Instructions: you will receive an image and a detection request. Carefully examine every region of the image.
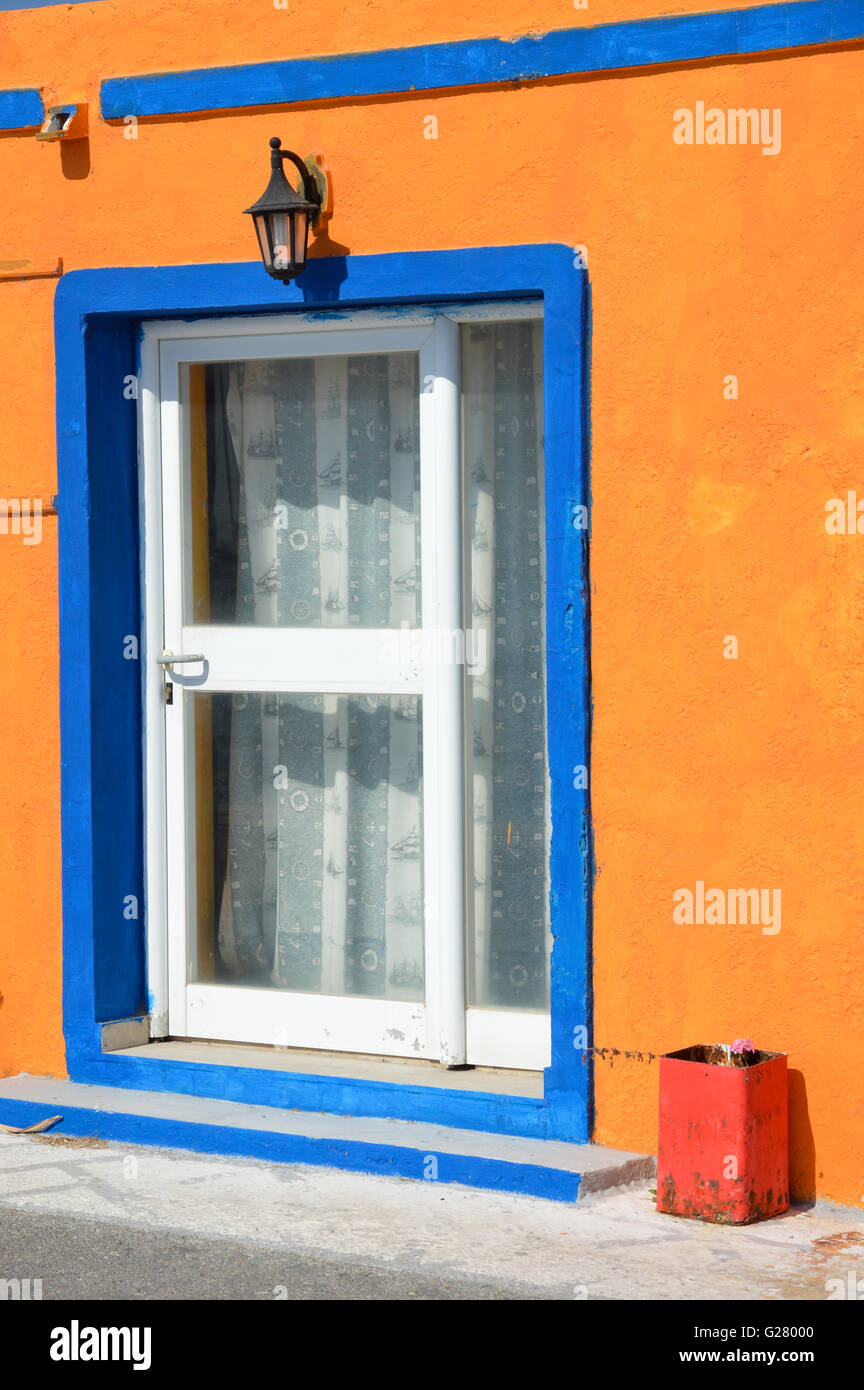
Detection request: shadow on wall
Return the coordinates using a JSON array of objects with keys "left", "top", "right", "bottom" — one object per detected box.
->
[
  {"left": 788, "top": 1069, "right": 816, "bottom": 1204},
  {"left": 60, "top": 139, "right": 91, "bottom": 181},
  {"left": 301, "top": 232, "right": 350, "bottom": 302}
]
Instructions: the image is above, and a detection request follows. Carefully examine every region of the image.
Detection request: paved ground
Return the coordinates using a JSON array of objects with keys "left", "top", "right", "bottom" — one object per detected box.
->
[{"left": 0, "top": 1131, "right": 862, "bottom": 1300}]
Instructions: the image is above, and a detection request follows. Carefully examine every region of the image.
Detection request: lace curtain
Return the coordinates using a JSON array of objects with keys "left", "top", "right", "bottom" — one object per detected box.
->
[
  {"left": 195, "top": 323, "right": 549, "bottom": 1013},
  {"left": 201, "top": 353, "right": 425, "bottom": 1002}
]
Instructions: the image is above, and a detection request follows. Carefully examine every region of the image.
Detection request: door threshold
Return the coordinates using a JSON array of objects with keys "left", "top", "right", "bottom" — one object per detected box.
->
[{"left": 113, "top": 1037, "right": 544, "bottom": 1098}]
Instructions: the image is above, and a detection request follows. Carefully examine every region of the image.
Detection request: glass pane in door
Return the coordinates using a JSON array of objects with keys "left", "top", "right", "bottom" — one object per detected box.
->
[
  {"left": 462, "top": 319, "right": 551, "bottom": 1011},
  {"left": 185, "top": 353, "right": 421, "bottom": 628},
  {"left": 190, "top": 691, "right": 424, "bottom": 1001}
]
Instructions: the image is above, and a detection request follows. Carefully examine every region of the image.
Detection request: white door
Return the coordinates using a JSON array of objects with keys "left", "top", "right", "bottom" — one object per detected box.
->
[{"left": 140, "top": 308, "right": 551, "bottom": 1070}]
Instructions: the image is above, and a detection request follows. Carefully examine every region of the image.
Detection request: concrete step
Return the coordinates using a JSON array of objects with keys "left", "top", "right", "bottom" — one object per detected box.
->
[{"left": 0, "top": 1074, "right": 654, "bottom": 1204}]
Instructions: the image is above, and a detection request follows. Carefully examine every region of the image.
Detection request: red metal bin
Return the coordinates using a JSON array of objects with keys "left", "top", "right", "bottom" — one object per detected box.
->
[{"left": 657, "top": 1045, "right": 789, "bottom": 1224}]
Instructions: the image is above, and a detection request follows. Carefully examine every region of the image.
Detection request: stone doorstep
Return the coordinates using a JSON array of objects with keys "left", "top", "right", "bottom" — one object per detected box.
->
[{"left": 0, "top": 1074, "right": 655, "bottom": 1204}]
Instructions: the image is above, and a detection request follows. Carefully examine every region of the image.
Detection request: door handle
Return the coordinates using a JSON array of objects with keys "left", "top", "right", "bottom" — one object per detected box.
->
[{"left": 157, "top": 651, "right": 206, "bottom": 666}]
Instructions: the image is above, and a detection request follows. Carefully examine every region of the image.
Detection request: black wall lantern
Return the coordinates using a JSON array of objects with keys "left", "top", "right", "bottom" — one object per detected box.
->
[{"left": 244, "top": 137, "right": 323, "bottom": 283}]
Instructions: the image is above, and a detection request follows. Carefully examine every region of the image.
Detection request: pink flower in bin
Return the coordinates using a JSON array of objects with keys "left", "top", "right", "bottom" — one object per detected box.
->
[{"left": 731, "top": 1037, "right": 754, "bottom": 1054}]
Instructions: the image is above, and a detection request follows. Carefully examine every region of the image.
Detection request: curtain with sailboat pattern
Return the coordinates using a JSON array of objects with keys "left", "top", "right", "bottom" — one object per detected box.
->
[
  {"left": 205, "top": 352, "right": 425, "bottom": 1003},
  {"left": 200, "top": 321, "right": 549, "bottom": 1015}
]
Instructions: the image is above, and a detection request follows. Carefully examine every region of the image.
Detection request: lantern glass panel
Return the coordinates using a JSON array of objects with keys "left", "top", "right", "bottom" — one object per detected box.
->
[
  {"left": 252, "top": 213, "right": 273, "bottom": 269},
  {"left": 293, "top": 210, "right": 309, "bottom": 264},
  {"left": 271, "top": 213, "right": 291, "bottom": 272}
]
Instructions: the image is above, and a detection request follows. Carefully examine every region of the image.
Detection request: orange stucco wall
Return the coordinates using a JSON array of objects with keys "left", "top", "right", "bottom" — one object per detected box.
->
[{"left": 0, "top": 1, "right": 861, "bottom": 1204}]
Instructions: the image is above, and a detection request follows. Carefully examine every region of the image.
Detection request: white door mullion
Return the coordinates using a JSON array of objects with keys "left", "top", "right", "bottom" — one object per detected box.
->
[
  {"left": 140, "top": 332, "right": 169, "bottom": 1037},
  {"left": 420, "top": 316, "right": 466, "bottom": 1066},
  {"left": 159, "top": 343, "right": 193, "bottom": 1035},
  {"left": 177, "top": 626, "right": 422, "bottom": 693}
]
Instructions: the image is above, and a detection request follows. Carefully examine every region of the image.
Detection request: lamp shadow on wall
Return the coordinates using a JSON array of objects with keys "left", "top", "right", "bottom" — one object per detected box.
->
[
  {"left": 788, "top": 1069, "right": 816, "bottom": 1206},
  {"left": 60, "top": 139, "right": 90, "bottom": 181},
  {"left": 300, "top": 228, "right": 349, "bottom": 302}
]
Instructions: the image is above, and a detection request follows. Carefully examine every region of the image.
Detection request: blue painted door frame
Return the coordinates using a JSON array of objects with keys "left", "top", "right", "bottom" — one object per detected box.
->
[{"left": 55, "top": 244, "right": 593, "bottom": 1142}]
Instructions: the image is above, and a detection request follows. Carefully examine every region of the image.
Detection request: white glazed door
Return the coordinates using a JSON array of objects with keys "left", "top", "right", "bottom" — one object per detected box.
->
[{"left": 141, "top": 309, "right": 551, "bottom": 1070}]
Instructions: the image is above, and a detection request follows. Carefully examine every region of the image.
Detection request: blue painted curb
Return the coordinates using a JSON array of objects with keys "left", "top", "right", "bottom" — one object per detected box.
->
[
  {"left": 73, "top": 1053, "right": 551, "bottom": 1141},
  {"left": 0, "top": 1099, "right": 583, "bottom": 1201},
  {"left": 100, "top": 0, "right": 864, "bottom": 120}
]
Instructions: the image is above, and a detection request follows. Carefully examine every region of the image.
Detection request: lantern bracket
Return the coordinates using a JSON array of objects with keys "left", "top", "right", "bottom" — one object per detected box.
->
[
  {"left": 270, "top": 139, "right": 322, "bottom": 227},
  {"left": 37, "top": 103, "right": 89, "bottom": 142}
]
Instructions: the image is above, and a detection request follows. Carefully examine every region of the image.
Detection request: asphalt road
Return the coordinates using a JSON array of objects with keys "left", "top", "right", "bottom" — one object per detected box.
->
[{"left": 0, "top": 1204, "right": 540, "bottom": 1300}]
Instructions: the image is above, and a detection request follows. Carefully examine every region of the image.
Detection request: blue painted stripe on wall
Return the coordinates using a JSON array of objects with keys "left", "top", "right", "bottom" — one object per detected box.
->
[
  {"left": 0, "top": 88, "right": 42, "bottom": 130},
  {"left": 0, "top": 1, "right": 106, "bottom": 8},
  {"left": 99, "top": 0, "right": 864, "bottom": 120}
]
